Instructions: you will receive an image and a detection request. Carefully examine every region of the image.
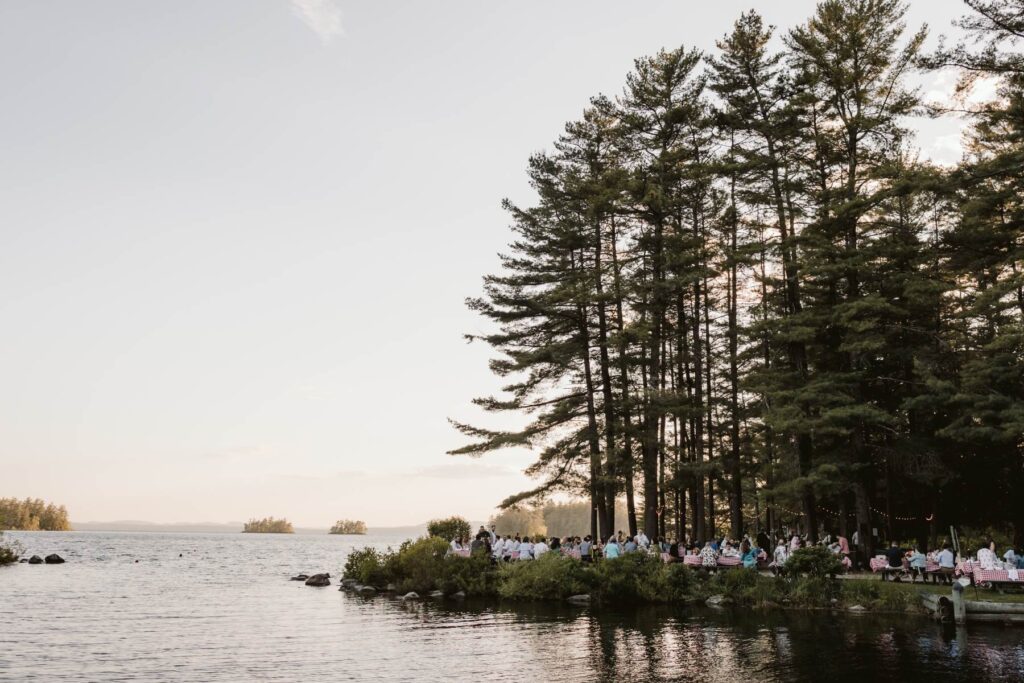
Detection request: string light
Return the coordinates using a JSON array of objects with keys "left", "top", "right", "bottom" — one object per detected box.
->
[{"left": 767, "top": 504, "right": 927, "bottom": 523}]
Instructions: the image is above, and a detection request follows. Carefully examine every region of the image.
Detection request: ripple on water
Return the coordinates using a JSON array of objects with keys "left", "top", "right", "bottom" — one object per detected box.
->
[{"left": 2, "top": 531, "right": 1024, "bottom": 682}]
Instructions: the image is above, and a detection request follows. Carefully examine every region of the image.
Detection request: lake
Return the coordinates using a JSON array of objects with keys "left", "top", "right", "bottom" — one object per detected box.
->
[{"left": 2, "top": 531, "right": 1023, "bottom": 681}]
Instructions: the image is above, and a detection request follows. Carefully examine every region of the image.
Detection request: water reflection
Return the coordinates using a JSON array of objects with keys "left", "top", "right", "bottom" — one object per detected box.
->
[{"left": 2, "top": 531, "right": 1023, "bottom": 682}]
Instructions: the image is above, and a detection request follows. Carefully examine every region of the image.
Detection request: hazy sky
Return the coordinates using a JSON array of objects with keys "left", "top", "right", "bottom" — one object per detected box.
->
[{"left": 0, "top": 1, "right": 978, "bottom": 526}]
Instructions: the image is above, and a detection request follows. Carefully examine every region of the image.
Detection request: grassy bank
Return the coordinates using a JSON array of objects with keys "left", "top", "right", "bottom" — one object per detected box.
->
[{"left": 343, "top": 538, "right": 938, "bottom": 613}]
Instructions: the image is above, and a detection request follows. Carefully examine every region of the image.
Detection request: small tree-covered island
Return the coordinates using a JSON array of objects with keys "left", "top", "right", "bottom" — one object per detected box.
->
[
  {"left": 243, "top": 517, "right": 294, "bottom": 534},
  {"left": 330, "top": 520, "right": 367, "bottom": 535},
  {"left": 342, "top": 0, "right": 1024, "bottom": 617},
  {"left": 0, "top": 498, "right": 71, "bottom": 531}
]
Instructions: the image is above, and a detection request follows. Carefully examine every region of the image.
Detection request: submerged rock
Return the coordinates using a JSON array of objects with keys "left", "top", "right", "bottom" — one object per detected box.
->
[
  {"left": 429, "top": 590, "right": 444, "bottom": 598},
  {"left": 400, "top": 592, "right": 420, "bottom": 600},
  {"left": 290, "top": 574, "right": 309, "bottom": 581},
  {"left": 386, "top": 583, "right": 397, "bottom": 592},
  {"left": 305, "top": 573, "right": 331, "bottom": 587},
  {"left": 27, "top": 556, "right": 43, "bottom": 565},
  {"left": 451, "top": 591, "right": 466, "bottom": 600},
  {"left": 566, "top": 594, "right": 591, "bottom": 605},
  {"left": 356, "top": 585, "right": 377, "bottom": 596},
  {"left": 847, "top": 605, "right": 867, "bottom": 613}
]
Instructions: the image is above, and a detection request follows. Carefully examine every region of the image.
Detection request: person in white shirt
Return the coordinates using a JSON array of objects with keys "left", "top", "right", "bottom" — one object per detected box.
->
[
  {"left": 720, "top": 541, "right": 740, "bottom": 558},
  {"left": 978, "top": 541, "right": 998, "bottom": 570},
  {"left": 518, "top": 536, "right": 534, "bottom": 561},
  {"left": 492, "top": 536, "right": 505, "bottom": 562},
  {"left": 449, "top": 538, "right": 462, "bottom": 552},
  {"left": 771, "top": 540, "right": 788, "bottom": 576},
  {"left": 636, "top": 531, "right": 650, "bottom": 549},
  {"left": 1004, "top": 547, "right": 1018, "bottom": 567},
  {"left": 505, "top": 537, "right": 519, "bottom": 561},
  {"left": 533, "top": 538, "right": 549, "bottom": 559}
]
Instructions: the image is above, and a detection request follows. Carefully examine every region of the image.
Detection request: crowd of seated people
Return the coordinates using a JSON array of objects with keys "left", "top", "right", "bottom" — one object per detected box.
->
[{"left": 452, "top": 525, "right": 1011, "bottom": 584}]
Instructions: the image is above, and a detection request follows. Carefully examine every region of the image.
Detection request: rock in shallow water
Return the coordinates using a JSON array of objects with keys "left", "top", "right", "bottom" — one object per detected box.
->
[
  {"left": 400, "top": 592, "right": 419, "bottom": 600},
  {"left": 44, "top": 554, "right": 65, "bottom": 564},
  {"left": 305, "top": 573, "right": 331, "bottom": 587},
  {"left": 356, "top": 585, "right": 377, "bottom": 596},
  {"left": 566, "top": 594, "right": 590, "bottom": 605},
  {"left": 290, "top": 574, "right": 309, "bottom": 582},
  {"left": 27, "top": 556, "right": 43, "bottom": 565}
]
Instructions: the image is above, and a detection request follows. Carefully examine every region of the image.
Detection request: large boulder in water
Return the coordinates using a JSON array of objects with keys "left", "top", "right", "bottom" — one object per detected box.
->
[
  {"left": 44, "top": 554, "right": 65, "bottom": 564},
  {"left": 305, "top": 573, "right": 331, "bottom": 587},
  {"left": 27, "top": 556, "right": 43, "bottom": 565}
]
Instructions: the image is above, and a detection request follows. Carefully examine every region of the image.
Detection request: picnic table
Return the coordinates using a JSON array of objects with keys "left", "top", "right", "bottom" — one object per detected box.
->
[{"left": 973, "top": 568, "right": 1024, "bottom": 588}]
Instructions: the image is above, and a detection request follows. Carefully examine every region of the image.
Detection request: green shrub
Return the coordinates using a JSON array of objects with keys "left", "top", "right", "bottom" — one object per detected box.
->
[
  {"left": 785, "top": 546, "right": 843, "bottom": 579},
  {"left": 498, "top": 554, "right": 594, "bottom": 600},
  {"left": 426, "top": 517, "right": 471, "bottom": 542},
  {"left": 343, "top": 547, "right": 394, "bottom": 586},
  {"left": 391, "top": 537, "right": 452, "bottom": 593},
  {"left": 437, "top": 553, "right": 496, "bottom": 596},
  {"left": 656, "top": 562, "right": 696, "bottom": 602},
  {"left": 789, "top": 576, "right": 837, "bottom": 607},
  {"left": 592, "top": 554, "right": 677, "bottom": 603},
  {"left": 0, "top": 531, "right": 21, "bottom": 565}
]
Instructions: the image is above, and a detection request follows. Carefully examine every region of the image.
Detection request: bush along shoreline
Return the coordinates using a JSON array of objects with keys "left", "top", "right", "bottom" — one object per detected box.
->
[{"left": 341, "top": 540, "right": 926, "bottom": 614}]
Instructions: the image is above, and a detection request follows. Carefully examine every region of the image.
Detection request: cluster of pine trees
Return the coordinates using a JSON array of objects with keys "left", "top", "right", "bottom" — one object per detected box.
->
[
  {"left": 0, "top": 498, "right": 71, "bottom": 531},
  {"left": 452, "top": 0, "right": 1024, "bottom": 557}
]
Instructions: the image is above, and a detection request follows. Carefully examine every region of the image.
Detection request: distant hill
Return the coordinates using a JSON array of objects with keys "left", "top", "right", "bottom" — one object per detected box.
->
[{"left": 70, "top": 520, "right": 433, "bottom": 536}]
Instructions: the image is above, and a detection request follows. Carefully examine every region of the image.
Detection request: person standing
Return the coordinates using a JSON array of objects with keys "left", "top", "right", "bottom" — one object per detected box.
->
[
  {"left": 519, "top": 536, "right": 534, "bottom": 561},
  {"left": 580, "top": 536, "right": 593, "bottom": 563}
]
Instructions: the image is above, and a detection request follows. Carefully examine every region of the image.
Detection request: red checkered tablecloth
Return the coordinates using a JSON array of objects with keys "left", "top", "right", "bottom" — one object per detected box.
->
[
  {"left": 870, "top": 557, "right": 890, "bottom": 572},
  {"left": 974, "top": 568, "right": 1024, "bottom": 584}
]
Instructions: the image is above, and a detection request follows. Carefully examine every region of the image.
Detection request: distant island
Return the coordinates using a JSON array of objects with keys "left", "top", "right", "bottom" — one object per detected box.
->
[
  {"left": 0, "top": 497, "right": 71, "bottom": 531},
  {"left": 242, "top": 517, "right": 293, "bottom": 533},
  {"left": 329, "top": 519, "right": 367, "bottom": 535}
]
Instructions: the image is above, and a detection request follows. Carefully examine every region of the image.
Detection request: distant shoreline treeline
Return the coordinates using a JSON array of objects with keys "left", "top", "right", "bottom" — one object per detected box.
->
[
  {"left": 0, "top": 498, "right": 71, "bottom": 531},
  {"left": 242, "top": 517, "right": 293, "bottom": 533},
  {"left": 329, "top": 520, "right": 367, "bottom": 535}
]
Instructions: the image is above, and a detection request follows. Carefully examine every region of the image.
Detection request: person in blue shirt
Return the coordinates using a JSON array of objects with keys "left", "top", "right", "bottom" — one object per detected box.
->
[
  {"left": 935, "top": 543, "right": 955, "bottom": 584},
  {"left": 740, "top": 540, "right": 759, "bottom": 569},
  {"left": 907, "top": 547, "right": 927, "bottom": 583},
  {"left": 604, "top": 536, "right": 621, "bottom": 559}
]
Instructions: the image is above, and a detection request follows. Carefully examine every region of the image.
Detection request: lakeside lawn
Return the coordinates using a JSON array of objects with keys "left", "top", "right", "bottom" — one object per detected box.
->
[{"left": 835, "top": 576, "right": 1024, "bottom": 605}]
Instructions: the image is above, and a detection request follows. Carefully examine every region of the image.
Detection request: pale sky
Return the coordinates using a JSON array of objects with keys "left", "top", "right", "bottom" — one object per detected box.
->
[{"left": 0, "top": 1, "right": 977, "bottom": 526}]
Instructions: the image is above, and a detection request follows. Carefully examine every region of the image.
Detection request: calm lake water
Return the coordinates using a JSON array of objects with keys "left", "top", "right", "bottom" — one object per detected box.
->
[{"left": 2, "top": 531, "right": 1024, "bottom": 682}]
